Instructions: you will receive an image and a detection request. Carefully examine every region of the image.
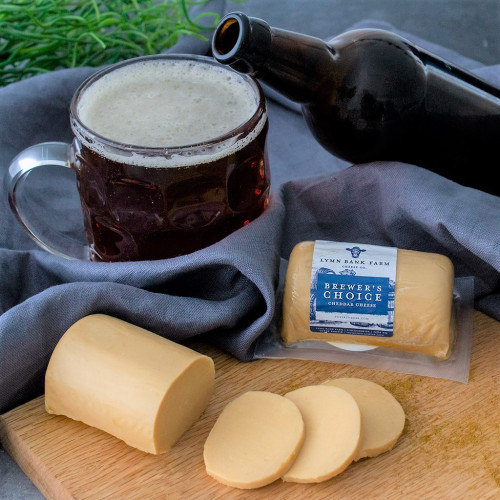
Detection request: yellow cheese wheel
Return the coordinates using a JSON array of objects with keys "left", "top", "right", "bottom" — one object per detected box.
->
[
  {"left": 283, "top": 385, "right": 361, "bottom": 483},
  {"left": 322, "top": 378, "right": 405, "bottom": 460},
  {"left": 282, "top": 241, "right": 455, "bottom": 359},
  {"left": 203, "top": 391, "right": 305, "bottom": 489},
  {"left": 45, "top": 314, "right": 215, "bottom": 454}
]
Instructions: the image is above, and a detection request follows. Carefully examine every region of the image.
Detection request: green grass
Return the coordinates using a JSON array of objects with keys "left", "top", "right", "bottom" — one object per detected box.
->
[{"left": 0, "top": 0, "right": 244, "bottom": 86}]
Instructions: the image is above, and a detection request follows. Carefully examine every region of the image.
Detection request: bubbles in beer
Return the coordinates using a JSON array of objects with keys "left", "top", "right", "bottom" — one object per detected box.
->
[{"left": 76, "top": 58, "right": 265, "bottom": 168}]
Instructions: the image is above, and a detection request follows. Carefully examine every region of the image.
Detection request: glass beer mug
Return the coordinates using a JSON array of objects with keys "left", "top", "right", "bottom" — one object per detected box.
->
[{"left": 5, "top": 54, "right": 270, "bottom": 262}]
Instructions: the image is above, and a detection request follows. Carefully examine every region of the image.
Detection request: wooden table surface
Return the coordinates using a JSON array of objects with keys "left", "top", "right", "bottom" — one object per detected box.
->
[{"left": 1, "top": 310, "right": 499, "bottom": 499}]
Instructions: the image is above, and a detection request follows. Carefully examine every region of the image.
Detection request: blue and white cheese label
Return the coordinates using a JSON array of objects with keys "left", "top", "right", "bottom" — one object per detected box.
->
[{"left": 310, "top": 241, "right": 397, "bottom": 337}]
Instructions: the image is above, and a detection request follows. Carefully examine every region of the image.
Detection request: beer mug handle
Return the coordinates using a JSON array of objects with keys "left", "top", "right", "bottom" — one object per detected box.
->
[{"left": 5, "top": 142, "right": 89, "bottom": 260}]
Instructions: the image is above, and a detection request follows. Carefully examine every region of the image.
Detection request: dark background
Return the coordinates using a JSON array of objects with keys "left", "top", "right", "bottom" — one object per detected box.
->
[{"left": 234, "top": 0, "right": 500, "bottom": 65}]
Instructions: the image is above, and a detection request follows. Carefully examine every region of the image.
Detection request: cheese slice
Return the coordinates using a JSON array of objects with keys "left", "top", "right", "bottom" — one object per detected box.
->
[
  {"left": 45, "top": 314, "right": 215, "bottom": 454},
  {"left": 283, "top": 385, "right": 361, "bottom": 483},
  {"left": 282, "top": 241, "right": 455, "bottom": 359},
  {"left": 203, "top": 391, "right": 305, "bottom": 489},
  {"left": 322, "top": 378, "right": 405, "bottom": 460}
]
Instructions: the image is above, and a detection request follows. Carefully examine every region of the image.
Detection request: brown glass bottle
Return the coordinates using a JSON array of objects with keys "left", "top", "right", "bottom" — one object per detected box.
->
[{"left": 212, "top": 13, "right": 500, "bottom": 196}]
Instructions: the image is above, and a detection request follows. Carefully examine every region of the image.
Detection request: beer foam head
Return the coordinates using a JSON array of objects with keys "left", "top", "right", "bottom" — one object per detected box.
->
[{"left": 75, "top": 57, "right": 265, "bottom": 167}]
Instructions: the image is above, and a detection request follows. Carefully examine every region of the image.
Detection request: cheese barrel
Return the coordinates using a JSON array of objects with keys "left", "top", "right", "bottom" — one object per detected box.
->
[
  {"left": 45, "top": 314, "right": 215, "bottom": 454},
  {"left": 282, "top": 241, "right": 455, "bottom": 359}
]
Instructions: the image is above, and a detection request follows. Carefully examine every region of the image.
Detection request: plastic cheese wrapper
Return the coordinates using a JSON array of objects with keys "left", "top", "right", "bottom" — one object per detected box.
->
[{"left": 254, "top": 241, "right": 474, "bottom": 383}]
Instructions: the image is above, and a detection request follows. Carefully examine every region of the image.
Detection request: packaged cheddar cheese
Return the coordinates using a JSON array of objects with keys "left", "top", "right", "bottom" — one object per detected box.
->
[
  {"left": 254, "top": 241, "right": 474, "bottom": 383},
  {"left": 282, "top": 241, "right": 454, "bottom": 358}
]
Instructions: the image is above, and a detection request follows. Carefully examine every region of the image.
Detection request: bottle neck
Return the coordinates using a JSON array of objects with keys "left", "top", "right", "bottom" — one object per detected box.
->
[
  {"left": 416, "top": 47, "right": 500, "bottom": 99},
  {"left": 212, "top": 13, "right": 333, "bottom": 103}
]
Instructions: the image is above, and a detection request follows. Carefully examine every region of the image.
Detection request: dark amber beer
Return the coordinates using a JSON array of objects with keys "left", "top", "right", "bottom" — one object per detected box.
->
[{"left": 69, "top": 55, "right": 269, "bottom": 261}]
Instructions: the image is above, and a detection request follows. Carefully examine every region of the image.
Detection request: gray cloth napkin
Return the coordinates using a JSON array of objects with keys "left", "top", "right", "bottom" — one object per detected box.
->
[{"left": 1, "top": 2, "right": 499, "bottom": 413}]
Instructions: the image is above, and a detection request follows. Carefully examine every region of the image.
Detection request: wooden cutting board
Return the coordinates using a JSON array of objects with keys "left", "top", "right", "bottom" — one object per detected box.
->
[{"left": 1, "top": 311, "right": 499, "bottom": 499}]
